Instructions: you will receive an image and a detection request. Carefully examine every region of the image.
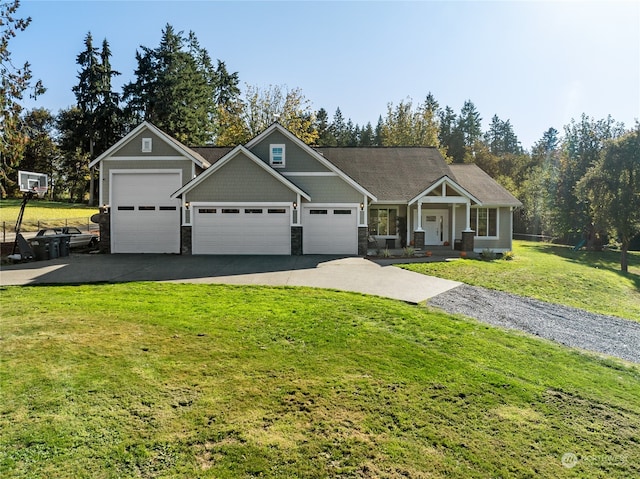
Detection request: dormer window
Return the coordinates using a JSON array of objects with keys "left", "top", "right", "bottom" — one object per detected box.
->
[
  {"left": 142, "top": 138, "right": 152, "bottom": 153},
  {"left": 270, "top": 144, "right": 285, "bottom": 168}
]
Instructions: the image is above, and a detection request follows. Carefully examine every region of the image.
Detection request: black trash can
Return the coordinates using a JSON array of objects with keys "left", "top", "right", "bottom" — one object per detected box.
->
[
  {"left": 58, "top": 234, "right": 71, "bottom": 257},
  {"left": 49, "top": 236, "right": 60, "bottom": 259},
  {"left": 28, "top": 238, "right": 50, "bottom": 261}
]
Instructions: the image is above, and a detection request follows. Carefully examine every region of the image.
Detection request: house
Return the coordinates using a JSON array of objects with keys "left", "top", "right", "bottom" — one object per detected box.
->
[{"left": 90, "top": 121, "right": 521, "bottom": 255}]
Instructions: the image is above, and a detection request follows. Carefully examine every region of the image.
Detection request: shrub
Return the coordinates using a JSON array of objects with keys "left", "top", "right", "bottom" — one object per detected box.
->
[
  {"left": 402, "top": 246, "right": 415, "bottom": 257},
  {"left": 481, "top": 248, "right": 496, "bottom": 261},
  {"left": 502, "top": 250, "right": 515, "bottom": 261},
  {"left": 382, "top": 247, "right": 392, "bottom": 258}
]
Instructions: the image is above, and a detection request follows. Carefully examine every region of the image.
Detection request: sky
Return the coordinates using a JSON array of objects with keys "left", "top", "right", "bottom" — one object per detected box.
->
[{"left": 11, "top": 0, "right": 640, "bottom": 150}]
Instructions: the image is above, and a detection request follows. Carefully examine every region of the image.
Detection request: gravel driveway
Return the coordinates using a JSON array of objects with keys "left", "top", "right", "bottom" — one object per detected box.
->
[{"left": 429, "top": 284, "right": 640, "bottom": 364}]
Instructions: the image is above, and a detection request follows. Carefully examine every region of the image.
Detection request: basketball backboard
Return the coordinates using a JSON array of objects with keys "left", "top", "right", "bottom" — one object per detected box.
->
[{"left": 18, "top": 170, "right": 48, "bottom": 194}]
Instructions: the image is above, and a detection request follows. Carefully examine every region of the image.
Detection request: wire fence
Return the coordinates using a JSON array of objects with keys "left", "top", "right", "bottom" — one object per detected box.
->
[{"left": 1, "top": 217, "right": 99, "bottom": 243}]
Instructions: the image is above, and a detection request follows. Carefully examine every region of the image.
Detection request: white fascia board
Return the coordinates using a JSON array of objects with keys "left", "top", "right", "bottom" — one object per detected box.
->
[
  {"left": 408, "top": 175, "right": 481, "bottom": 206},
  {"left": 245, "top": 123, "right": 378, "bottom": 202},
  {"left": 89, "top": 121, "right": 209, "bottom": 169},
  {"left": 89, "top": 121, "right": 149, "bottom": 168},
  {"left": 370, "top": 200, "right": 408, "bottom": 205},
  {"left": 171, "top": 146, "right": 311, "bottom": 201},
  {"left": 171, "top": 145, "right": 244, "bottom": 198}
]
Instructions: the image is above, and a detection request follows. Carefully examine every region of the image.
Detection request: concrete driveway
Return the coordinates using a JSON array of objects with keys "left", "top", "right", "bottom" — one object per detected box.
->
[{"left": 0, "top": 254, "right": 460, "bottom": 304}]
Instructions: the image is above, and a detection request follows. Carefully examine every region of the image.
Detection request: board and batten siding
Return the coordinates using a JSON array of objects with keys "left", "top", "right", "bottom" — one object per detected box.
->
[
  {"left": 186, "top": 153, "right": 297, "bottom": 203},
  {"left": 101, "top": 159, "right": 193, "bottom": 206},
  {"left": 249, "top": 130, "right": 332, "bottom": 173}
]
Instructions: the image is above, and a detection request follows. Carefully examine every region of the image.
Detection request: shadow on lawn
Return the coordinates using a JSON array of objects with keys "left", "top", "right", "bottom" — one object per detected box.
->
[{"left": 526, "top": 242, "right": 640, "bottom": 290}]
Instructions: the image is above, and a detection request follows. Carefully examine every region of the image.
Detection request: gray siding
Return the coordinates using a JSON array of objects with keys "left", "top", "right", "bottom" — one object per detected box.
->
[
  {"left": 186, "top": 153, "right": 297, "bottom": 203},
  {"left": 292, "top": 176, "right": 362, "bottom": 203},
  {"left": 249, "top": 130, "right": 331, "bottom": 173},
  {"left": 101, "top": 159, "right": 193, "bottom": 204},
  {"left": 474, "top": 207, "right": 513, "bottom": 251},
  {"left": 113, "top": 129, "right": 179, "bottom": 157}
]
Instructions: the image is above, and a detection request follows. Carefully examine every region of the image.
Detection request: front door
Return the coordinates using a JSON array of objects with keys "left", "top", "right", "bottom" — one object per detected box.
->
[{"left": 422, "top": 209, "right": 448, "bottom": 245}]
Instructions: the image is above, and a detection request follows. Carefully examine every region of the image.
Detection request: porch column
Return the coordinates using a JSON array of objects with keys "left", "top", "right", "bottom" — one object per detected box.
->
[
  {"left": 464, "top": 200, "right": 472, "bottom": 231},
  {"left": 360, "top": 195, "right": 367, "bottom": 226},
  {"left": 451, "top": 205, "right": 456, "bottom": 249},
  {"left": 416, "top": 201, "right": 423, "bottom": 231}
]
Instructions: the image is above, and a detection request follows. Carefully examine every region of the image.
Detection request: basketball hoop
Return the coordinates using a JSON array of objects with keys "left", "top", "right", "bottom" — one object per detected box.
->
[{"left": 32, "top": 186, "right": 48, "bottom": 199}]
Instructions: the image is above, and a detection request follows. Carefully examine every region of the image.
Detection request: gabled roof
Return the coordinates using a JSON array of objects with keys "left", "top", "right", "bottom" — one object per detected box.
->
[
  {"left": 408, "top": 174, "right": 482, "bottom": 205},
  {"left": 89, "top": 121, "right": 210, "bottom": 169},
  {"left": 448, "top": 164, "right": 522, "bottom": 207},
  {"left": 316, "top": 147, "right": 451, "bottom": 202},
  {"left": 171, "top": 145, "right": 311, "bottom": 200},
  {"left": 245, "top": 123, "right": 377, "bottom": 201},
  {"left": 190, "top": 146, "right": 234, "bottom": 166}
]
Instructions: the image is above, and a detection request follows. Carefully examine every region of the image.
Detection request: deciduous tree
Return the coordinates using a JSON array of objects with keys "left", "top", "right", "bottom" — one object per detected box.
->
[
  {"left": 0, "top": 0, "right": 45, "bottom": 196},
  {"left": 215, "top": 84, "right": 318, "bottom": 145},
  {"left": 577, "top": 125, "right": 640, "bottom": 272}
]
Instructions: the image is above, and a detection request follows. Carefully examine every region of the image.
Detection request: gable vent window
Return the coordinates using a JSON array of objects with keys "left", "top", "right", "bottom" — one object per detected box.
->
[
  {"left": 270, "top": 144, "right": 285, "bottom": 168},
  {"left": 142, "top": 137, "right": 152, "bottom": 153}
]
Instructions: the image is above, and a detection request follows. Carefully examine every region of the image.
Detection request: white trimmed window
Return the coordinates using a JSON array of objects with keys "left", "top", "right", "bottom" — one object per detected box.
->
[
  {"left": 142, "top": 138, "right": 152, "bottom": 152},
  {"left": 369, "top": 208, "right": 397, "bottom": 236},
  {"left": 470, "top": 208, "right": 498, "bottom": 237},
  {"left": 270, "top": 144, "right": 285, "bottom": 167}
]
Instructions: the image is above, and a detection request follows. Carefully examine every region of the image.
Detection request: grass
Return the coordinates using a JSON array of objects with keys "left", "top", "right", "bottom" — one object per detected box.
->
[
  {"left": 0, "top": 199, "right": 98, "bottom": 232},
  {"left": 1, "top": 283, "right": 639, "bottom": 478},
  {"left": 399, "top": 241, "right": 640, "bottom": 321}
]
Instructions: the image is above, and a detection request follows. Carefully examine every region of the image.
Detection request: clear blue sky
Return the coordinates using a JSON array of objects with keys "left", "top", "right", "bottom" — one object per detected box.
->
[{"left": 13, "top": 0, "right": 640, "bottom": 149}]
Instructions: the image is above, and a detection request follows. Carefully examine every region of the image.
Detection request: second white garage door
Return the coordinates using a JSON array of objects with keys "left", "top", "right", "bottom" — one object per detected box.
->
[
  {"left": 193, "top": 206, "right": 291, "bottom": 254},
  {"left": 302, "top": 206, "right": 358, "bottom": 254}
]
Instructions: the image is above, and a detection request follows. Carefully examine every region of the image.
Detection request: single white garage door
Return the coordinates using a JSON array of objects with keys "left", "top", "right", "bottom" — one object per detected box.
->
[
  {"left": 111, "top": 172, "right": 181, "bottom": 253},
  {"left": 193, "top": 206, "right": 291, "bottom": 255},
  {"left": 302, "top": 206, "right": 358, "bottom": 254}
]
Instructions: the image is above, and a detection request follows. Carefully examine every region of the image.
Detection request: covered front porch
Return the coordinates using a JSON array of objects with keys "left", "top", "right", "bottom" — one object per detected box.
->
[{"left": 366, "top": 176, "right": 478, "bottom": 252}]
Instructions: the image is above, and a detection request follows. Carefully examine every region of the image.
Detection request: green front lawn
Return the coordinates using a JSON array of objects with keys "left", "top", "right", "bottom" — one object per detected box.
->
[
  {"left": 400, "top": 241, "right": 640, "bottom": 321},
  {"left": 1, "top": 283, "right": 638, "bottom": 478}
]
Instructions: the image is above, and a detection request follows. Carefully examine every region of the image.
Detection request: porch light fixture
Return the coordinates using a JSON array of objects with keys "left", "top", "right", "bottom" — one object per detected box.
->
[
  {"left": 102, "top": 204, "right": 110, "bottom": 213},
  {"left": 360, "top": 202, "right": 364, "bottom": 211},
  {"left": 184, "top": 202, "right": 190, "bottom": 209},
  {"left": 293, "top": 201, "right": 297, "bottom": 210}
]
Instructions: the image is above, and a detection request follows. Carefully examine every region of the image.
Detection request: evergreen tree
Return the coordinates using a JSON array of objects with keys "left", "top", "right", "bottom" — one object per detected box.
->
[
  {"left": 438, "top": 106, "right": 458, "bottom": 162},
  {"left": 359, "top": 122, "right": 374, "bottom": 146},
  {"left": 314, "top": 108, "right": 336, "bottom": 146},
  {"left": 517, "top": 127, "right": 561, "bottom": 236},
  {"left": 485, "top": 114, "right": 522, "bottom": 155},
  {"left": 65, "top": 32, "right": 123, "bottom": 203},
  {"left": 331, "top": 108, "right": 346, "bottom": 146},
  {"left": 213, "top": 60, "right": 240, "bottom": 109},
  {"left": 123, "top": 24, "right": 220, "bottom": 145},
  {"left": 346, "top": 119, "right": 358, "bottom": 146},
  {"left": 374, "top": 116, "right": 384, "bottom": 146}
]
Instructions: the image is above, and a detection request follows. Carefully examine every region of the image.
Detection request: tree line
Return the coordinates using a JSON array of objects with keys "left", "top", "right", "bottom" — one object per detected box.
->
[{"left": 2, "top": 1, "right": 638, "bottom": 270}]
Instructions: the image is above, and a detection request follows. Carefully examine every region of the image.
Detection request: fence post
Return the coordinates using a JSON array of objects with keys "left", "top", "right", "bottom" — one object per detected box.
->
[{"left": 2, "top": 221, "right": 4, "bottom": 243}]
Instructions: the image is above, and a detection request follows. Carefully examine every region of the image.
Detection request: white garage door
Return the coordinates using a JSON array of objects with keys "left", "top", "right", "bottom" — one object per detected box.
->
[
  {"left": 111, "top": 172, "right": 181, "bottom": 253},
  {"left": 193, "top": 206, "right": 291, "bottom": 255},
  {"left": 303, "top": 206, "right": 358, "bottom": 254}
]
